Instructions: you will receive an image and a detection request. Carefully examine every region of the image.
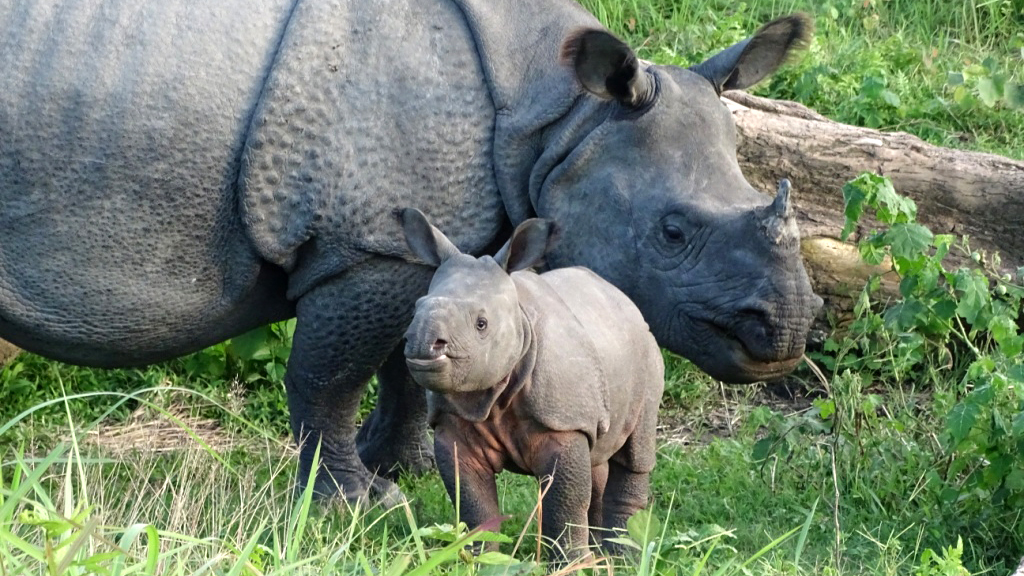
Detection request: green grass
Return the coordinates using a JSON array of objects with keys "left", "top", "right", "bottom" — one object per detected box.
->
[
  {"left": 3, "top": 0, "right": 1024, "bottom": 573},
  {"left": 580, "top": 0, "right": 1024, "bottom": 158}
]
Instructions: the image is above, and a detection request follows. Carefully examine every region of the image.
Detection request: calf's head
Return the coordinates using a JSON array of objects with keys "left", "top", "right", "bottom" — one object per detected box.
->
[
  {"left": 543, "top": 14, "right": 823, "bottom": 382},
  {"left": 397, "top": 208, "right": 556, "bottom": 395}
]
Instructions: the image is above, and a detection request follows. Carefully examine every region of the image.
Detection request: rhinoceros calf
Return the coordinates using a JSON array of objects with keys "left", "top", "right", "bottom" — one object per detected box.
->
[
  {"left": 398, "top": 208, "right": 664, "bottom": 560},
  {"left": 1, "top": 0, "right": 821, "bottom": 501}
]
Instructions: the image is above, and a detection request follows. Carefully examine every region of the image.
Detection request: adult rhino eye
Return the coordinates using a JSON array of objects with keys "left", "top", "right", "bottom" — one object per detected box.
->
[
  {"left": 476, "top": 317, "right": 488, "bottom": 331},
  {"left": 663, "top": 224, "right": 685, "bottom": 243}
]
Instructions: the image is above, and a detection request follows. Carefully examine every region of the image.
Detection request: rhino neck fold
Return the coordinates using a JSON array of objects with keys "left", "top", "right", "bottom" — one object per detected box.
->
[{"left": 450, "top": 0, "right": 604, "bottom": 225}]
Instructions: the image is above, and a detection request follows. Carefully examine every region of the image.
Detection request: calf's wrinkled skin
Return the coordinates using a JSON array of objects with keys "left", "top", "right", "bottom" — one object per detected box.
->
[
  {"left": 0, "top": 0, "right": 821, "bottom": 501},
  {"left": 399, "top": 208, "right": 665, "bottom": 562}
]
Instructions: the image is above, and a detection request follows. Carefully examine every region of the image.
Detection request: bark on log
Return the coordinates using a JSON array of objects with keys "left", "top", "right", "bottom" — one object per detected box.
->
[
  {"left": 0, "top": 339, "right": 19, "bottom": 368},
  {"left": 725, "top": 91, "right": 1024, "bottom": 314}
]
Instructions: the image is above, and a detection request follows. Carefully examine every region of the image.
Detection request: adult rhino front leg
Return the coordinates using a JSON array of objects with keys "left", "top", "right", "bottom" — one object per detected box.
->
[
  {"left": 286, "top": 258, "right": 429, "bottom": 502},
  {"left": 356, "top": 343, "right": 435, "bottom": 478}
]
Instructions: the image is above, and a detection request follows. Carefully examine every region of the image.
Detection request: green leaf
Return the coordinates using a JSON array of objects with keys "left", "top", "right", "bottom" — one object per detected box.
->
[
  {"left": 813, "top": 398, "right": 836, "bottom": 420},
  {"left": 478, "top": 561, "right": 539, "bottom": 576},
  {"left": 230, "top": 327, "right": 274, "bottom": 361},
  {"left": 875, "top": 184, "right": 917, "bottom": 224},
  {"left": 841, "top": 181, "right": 869, "bottom": 240},
  {"left": 978, "top": 77, "right": 999, "bottom": 107},
  {"left": 626, "top": 508, "right": 662, "bottom": 547},
  {"left": 947, "top": 402, "right": 980, "bottom": 444},
  {"left": 1008, "top": 364, "right": 1024, "bottom": 384},
  {"left": 858, "top": 236, "right": 888, "bottom": 265},
  {"left": 1013, "top": 411, "right": 1024, "bottom": 437},
  {"left": 955, "top": 271, "right": 990, "bottom": 325},
  {"left": 883, "top": 299, "right": 927, "bottom": 331},
  {"left": 881, "top": 90, "right": 901, "bottom": 108},
  {"left": 887, "top": 223, "right": 933, "bottom": 261},
  {"left": 861, "top": 76, "right": 886, "bottom": 99},
  {"left": 752, "top": 437, "right": 776, "bottom": 462},
  {"left": 1006, "top": 468, "right": 1024, "bottom": 491},
  {"left": 932, "top": 234, "right": 955, "bottom": 262},
  {"left": 965, "top": 63, "right": 987, "bottom": 77},
  {"left": 414, "top": 523, "right": 464, "bottom": 543},
  {"left": 989, "top": 315, "right": 1023, "bottom": 357},
  {"left": 1006, "top": 82, "right": 1024, "bottom": 109},
  {"left": 474, "top": 551, "right": 517, "bottom": 565},
  {"left": 947, "top": 71, "right": 964, "bottom": 86}
]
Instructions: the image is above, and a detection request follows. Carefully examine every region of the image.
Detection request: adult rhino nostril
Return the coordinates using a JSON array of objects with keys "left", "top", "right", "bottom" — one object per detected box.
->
[
  {"left": 736, "top": 307, "right": 769, "bottom": 322},
  {"left": 430, "top": 339, "right": 448, "bottom": 357}
]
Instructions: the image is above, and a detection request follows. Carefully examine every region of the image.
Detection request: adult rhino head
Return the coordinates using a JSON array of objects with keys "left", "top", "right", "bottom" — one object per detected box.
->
[{"left": 481, "top": 12, "right": 823, "bottom": 383}]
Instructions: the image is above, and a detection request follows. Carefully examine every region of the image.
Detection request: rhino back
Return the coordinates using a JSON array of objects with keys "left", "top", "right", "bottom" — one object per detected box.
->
[
  {"left": 241, "top": 0, "right": 503, "bottom": 298},
  {"left": 512, "top": 269, "right": 663, "bottom": 464},
  {"left": 0, "top": 1, "right": 296, "bottom": 364}
]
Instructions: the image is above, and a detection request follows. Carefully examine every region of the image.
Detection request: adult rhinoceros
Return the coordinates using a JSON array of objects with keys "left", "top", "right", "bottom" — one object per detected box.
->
[{"left": 0, "top": 0, "right": 822, "bottom": 501}]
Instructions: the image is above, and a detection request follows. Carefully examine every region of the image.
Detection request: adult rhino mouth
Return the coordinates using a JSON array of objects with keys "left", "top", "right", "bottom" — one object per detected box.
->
[{"left": 697, "top": 319, "right": 803, "bottom": 383}]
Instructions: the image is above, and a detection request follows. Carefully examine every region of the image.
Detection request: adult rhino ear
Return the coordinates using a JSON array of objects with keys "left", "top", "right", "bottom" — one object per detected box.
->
[
  {"left": 396, "top": 208, "right": 461, "bottom": 268},
  {"left": 561, "top": 28, "right": 654, "bottom": 108},
  {"left": 494, "top": 219, "right": 560, "bottom": 273},
  {"left": 689, "top": 14, "right": 812, "bottom": 94}
]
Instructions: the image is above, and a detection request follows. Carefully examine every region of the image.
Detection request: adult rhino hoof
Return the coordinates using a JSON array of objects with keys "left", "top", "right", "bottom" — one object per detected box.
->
[
  {"left": 305, "top": 467, "right": 407, "bottom": 508},
  {"left": 368, "top": 476, "right": 407, "bottom": 509}
]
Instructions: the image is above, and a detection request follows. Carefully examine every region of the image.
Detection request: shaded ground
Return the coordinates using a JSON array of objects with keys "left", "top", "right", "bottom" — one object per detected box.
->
[{"left": 658, "top": 378, "right": 816, "bottom": 448}]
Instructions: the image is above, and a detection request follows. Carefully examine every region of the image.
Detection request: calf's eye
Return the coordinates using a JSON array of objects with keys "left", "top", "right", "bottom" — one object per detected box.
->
[{"left": 476, "top": 317, "right": 488, "bottom": 331}]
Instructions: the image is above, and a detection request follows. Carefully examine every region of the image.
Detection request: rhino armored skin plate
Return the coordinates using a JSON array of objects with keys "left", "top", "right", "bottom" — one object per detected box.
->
[{"left": 0, "top": 0, "right": 822, "bottom": 501}]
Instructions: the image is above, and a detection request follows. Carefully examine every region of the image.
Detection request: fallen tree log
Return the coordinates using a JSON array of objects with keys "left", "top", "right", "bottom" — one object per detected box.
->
[
  {"left": 0, "top": 339, "right": 19, "bottom": 368},
  {"left": 725, "top": 91, "right": 1024, "bottom": 313}
]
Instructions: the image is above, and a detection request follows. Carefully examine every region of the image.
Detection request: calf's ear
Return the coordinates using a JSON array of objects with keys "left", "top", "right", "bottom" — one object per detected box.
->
[
  {"left": 396, "top": 208, "right": 461, "bottom": 267},
  {"left": 495, "top": 219, "right": 560, "bottom": 273},
  {"left": 561, "top": 28, "right": 653, "bottom": 108},
  {"left": 689, "top": 13, "right": 812, "bottom": 94}
]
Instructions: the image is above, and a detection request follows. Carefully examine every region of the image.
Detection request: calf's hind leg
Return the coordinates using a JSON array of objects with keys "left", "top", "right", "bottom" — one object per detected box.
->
[
  {"left": 286, "top": 258, "right": 430, "bottom": 502},
  {"left": 601, "top": 407, "right": 656, "bottom": 551},
  {"left": 601, "top": 458, "right": 650, "bottom": 535}
]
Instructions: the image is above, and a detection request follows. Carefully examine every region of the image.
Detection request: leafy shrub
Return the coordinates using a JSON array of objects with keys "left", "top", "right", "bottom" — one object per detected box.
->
[{"left": 757, "top": 173, "right": 1023, "bottom": 568}]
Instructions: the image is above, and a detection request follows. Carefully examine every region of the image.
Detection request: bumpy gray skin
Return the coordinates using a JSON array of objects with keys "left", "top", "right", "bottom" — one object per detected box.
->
[
  {"left": 399, "top": 208, "right": 664, "bottom": 562},
  {"left": 1, "top": 0, "right": 821, "bottom": 501}
]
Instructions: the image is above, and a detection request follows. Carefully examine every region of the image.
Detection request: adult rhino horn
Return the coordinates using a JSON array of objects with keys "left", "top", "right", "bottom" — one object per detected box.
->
[
  {"left": 770, "top": 179, "right": 793, "bottom": 219},
  {"left": 762, "top": 179, "right": 799, "bottom": 247}
]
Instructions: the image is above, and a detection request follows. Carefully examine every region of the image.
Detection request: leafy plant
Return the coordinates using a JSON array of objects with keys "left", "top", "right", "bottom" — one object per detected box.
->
[{"left": 947, "top": 56, "right": 1024, "bottom": 110}]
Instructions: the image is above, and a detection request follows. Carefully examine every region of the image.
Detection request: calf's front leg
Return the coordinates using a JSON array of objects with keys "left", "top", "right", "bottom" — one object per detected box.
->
[{"left": 433, "top": 421, "right": 502, "bottom": 552}]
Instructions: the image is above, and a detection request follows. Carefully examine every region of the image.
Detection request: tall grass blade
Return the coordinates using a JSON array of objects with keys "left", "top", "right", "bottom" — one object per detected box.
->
[
  {"left": 793, "top": 497, "right": 819, "bottom": 567},
  {"left": 285, "top": 441, "right": 320, "bottom": 563},
  {"left": 111, "top": 523, "right": 161, "bottom": 576}
]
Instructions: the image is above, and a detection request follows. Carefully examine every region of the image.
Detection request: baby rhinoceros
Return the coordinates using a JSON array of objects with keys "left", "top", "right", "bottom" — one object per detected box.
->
[{"left": 397, "top": 208, "right": 665, "bottom": 561}]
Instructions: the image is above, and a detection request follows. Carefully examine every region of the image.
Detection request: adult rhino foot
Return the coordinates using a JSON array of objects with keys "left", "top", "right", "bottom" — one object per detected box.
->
[
  {"left": 356, "top": 409, "right": 435, "bottom": 480},
  {"left": 306, "top": 465, "right": 407, "bottom": 508}
]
